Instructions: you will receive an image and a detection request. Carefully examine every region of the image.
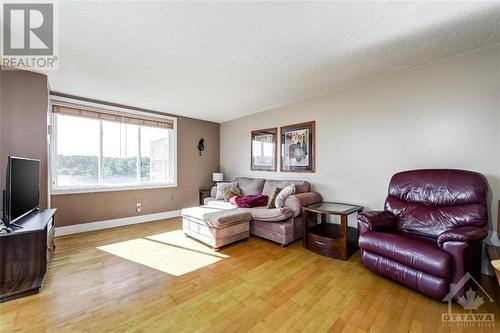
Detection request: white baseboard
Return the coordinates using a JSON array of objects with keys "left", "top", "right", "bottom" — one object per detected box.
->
[{"left": 55, "top": 210, "right": 181, "bottom": 236}]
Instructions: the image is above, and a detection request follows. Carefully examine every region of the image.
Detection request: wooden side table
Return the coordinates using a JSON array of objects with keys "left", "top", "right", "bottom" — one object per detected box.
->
[
  {"left": 199, "top": 187, "right": 212, "bottom": 205},
  {"left": 302, "top": 202, "right": 363, "bottom": 260}
]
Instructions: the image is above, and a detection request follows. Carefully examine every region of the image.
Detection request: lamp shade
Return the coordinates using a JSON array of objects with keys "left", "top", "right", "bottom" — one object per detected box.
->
[{"left": 212, "top": 172, "right": 224, "bottom": 182}]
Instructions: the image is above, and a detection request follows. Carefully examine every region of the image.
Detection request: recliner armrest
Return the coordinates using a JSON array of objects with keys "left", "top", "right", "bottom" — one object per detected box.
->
[
  {"left": 357, "top": 210, "right": 396, "bottom": 234},
  {"left": 285, "top": 192, "right": 322, "bottom": 217},
  {"left": 437, "top": 226, "right": 487, "bottom": 249}
]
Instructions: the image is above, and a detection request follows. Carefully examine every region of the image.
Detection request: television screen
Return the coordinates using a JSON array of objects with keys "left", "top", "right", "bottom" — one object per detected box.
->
[{"left": 8, "top": 157, "right": 40, "bottom": 223}]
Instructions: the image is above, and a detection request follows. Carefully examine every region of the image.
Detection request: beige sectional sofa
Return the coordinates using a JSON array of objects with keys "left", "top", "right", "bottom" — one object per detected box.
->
[{"left": 204, "top": 177, "right": 322, "bottom": 246}]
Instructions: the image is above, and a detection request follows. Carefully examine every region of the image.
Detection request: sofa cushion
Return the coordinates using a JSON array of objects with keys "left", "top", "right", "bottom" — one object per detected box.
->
[
  {"left": 182, "top": 206, "right": 250, "bottom": 229},
  {"left": 239, "top": 206, "right": 294, "bottom": 222},
  {"left": 235, "top": 177, "right": 266, "bottom": 195},
  {"left": 203, "top": 210, "right": 251, "bottom": 229},
  {"left": 262, "top": 179, "right": 310, "bottom": 196},
  {"left": 182, "top": 206, "right": 235, "bottom": 221},
  {"left": 203, "top": 199, "right": 293, "bottom": 222},
  {"left": 204, "top": 199, "right": 237, "bottom": 210},
  {"left": 359, "top": 230, "right": 451, "bottom": 279}
]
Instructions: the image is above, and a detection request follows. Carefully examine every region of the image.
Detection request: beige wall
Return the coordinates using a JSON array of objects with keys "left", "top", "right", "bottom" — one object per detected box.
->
[
  {"left": 0, "top": 70, "right": 49, "bottom": 215},
  {"left": 51, "top": 110, "right": 220, "bottom": 227},
  {"left": 221, "top": 44, "right": 500, "bottom": 231}
]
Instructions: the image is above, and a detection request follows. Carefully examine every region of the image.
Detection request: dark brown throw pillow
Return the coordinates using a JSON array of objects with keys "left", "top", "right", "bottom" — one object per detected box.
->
[
  {"left": 223, "top": 186, "right": 241, "bottom": 201},
  {"left": 267, "top": 187, "right": 282, "bottom": 208}
]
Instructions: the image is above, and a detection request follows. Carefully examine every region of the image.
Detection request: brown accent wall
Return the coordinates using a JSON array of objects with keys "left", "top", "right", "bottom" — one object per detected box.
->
[
  {"left": 0, "top": 69, "right": 49, "bottom": 215},
  {"left": 50, "top": 99, "right": 220, "bottom": 227}
]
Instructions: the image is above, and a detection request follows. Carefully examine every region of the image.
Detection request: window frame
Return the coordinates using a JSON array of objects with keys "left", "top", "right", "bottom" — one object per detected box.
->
[{"left": 49, "top": 96, "right": 177, "bottom": 195}]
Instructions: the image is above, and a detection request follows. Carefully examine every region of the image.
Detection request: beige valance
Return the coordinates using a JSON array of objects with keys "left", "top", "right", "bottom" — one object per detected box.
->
[{"left": 52, "top": 101, "right": 174, "bottom": 129}]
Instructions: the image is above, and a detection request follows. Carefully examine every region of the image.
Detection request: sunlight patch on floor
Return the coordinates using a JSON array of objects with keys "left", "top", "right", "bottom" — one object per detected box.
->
[
  {"left": 146, "top": 230, "right": 228, "bottom": 258},
  {"left": 97, "top": 230, "right": 228, "bottom": 276}
]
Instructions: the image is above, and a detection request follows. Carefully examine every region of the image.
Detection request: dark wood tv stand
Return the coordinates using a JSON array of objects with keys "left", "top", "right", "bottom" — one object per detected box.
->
[{"left": 0, "top": 208, "right": 56, "bottom": 302}]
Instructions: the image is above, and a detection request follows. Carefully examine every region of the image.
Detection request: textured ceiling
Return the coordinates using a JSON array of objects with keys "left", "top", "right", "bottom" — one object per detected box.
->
[{"left": 45, "top": 1, "right": 500, "bottom": 123}]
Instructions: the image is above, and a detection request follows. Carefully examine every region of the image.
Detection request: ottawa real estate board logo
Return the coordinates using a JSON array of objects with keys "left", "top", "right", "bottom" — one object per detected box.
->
[
  {"left": 441, "top": 273, "right": 495, "bottom": 328},
  {"left": 1, "top": 2, "right": 59, "bottom": 70}
]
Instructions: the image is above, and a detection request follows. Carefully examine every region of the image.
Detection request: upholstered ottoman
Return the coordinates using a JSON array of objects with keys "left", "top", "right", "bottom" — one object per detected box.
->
[{"left": 181, "top": 206, "right": 251, "bottom": 250}]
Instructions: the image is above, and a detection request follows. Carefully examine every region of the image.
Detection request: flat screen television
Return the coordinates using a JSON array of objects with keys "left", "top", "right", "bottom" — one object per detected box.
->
[{"left": 3, "top": 156, "right": 40, "bottom": 226}]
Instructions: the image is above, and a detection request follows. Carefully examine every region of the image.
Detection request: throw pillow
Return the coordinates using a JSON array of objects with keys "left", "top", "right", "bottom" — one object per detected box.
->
[
  {"left": 223, "top": 186, "right": 241, "bottom": 201},
  {"left": 216, "top": 181, "right": 237, "bottom": 200},
  {"left": 235, "top": 177, "right": 265, "bottom": 195},
  {"left": 275, "top": 184, "right": 296, "bottom": 208},
  {"left": 267, "top": 187, "right": 282, "bottom": 209}
]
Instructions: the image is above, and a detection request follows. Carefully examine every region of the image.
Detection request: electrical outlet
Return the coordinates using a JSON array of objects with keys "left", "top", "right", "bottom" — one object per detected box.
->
[{"left": 136, "top": 202, "right": 142, "bottom": 213}]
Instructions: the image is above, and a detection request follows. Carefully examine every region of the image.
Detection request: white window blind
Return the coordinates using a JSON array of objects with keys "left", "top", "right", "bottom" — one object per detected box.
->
[{"left": 51, "top": 100, "right": 174, "bottom": 129}]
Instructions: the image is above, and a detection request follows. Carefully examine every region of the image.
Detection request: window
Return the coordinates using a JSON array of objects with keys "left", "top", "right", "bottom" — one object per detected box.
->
[{"left": 50, "top": 99, "right": 176, "bottom": 193}]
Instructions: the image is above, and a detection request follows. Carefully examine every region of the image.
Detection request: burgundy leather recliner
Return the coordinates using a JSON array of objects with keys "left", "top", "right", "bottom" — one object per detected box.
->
[{"left": 358, "top": 169, "right": 488, "bottom": 300}]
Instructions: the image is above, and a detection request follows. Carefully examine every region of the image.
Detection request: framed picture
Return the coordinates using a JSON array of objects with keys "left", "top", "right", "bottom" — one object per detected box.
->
[
  {"left": 280, "top": 121, "right": 315, "bottom": 172},
  {"left": 251, "top": 128, "right": 277, "bottom": 171}
]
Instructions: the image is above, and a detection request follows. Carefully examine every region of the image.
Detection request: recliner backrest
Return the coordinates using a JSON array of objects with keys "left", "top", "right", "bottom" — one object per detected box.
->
[{"left": 384, "top": 169, "right": 488, "bottom": 238}]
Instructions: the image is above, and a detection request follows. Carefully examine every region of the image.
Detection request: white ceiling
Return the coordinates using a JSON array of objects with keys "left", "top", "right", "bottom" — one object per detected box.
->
[{"left": 45, "top": 1, "right": 500, "bottom": 123}]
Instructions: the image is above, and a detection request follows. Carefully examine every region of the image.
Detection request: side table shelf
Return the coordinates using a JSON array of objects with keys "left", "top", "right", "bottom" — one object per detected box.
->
[
  {"left": 302, "top": 202, "right": 363, "bottom": 260},
  {"left": 199, "top": 188, "right": 212, "bottom": 205}
]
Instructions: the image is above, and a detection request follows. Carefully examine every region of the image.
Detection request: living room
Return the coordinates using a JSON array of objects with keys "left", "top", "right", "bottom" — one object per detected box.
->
[{"left": 0, "top": 1, "right": 499, "bottom": 332}]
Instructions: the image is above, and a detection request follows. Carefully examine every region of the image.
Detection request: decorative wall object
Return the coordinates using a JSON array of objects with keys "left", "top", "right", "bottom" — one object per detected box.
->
[
  {"left": 280, "top": 121, "right": 315, "bottom": 172},
  {"left": 251, "top": 128, "right": 277, "bottom": 171},
  {"left": 198, "top": 138, "right": 205, "bottom": 156}
]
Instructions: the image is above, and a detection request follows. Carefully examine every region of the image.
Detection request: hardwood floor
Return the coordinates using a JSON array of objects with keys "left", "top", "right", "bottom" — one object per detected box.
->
[{"left": 0, "top": 217, "right": 498, "bottom": 332}]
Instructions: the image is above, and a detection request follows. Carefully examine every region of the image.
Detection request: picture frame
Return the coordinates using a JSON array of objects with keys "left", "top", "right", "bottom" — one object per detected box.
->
[
  {"left": 280, "top": 121, "right": 315, "bottom": 172},
  {"left": 251, "top": 128, "right": 277, "bottom": 171}
]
